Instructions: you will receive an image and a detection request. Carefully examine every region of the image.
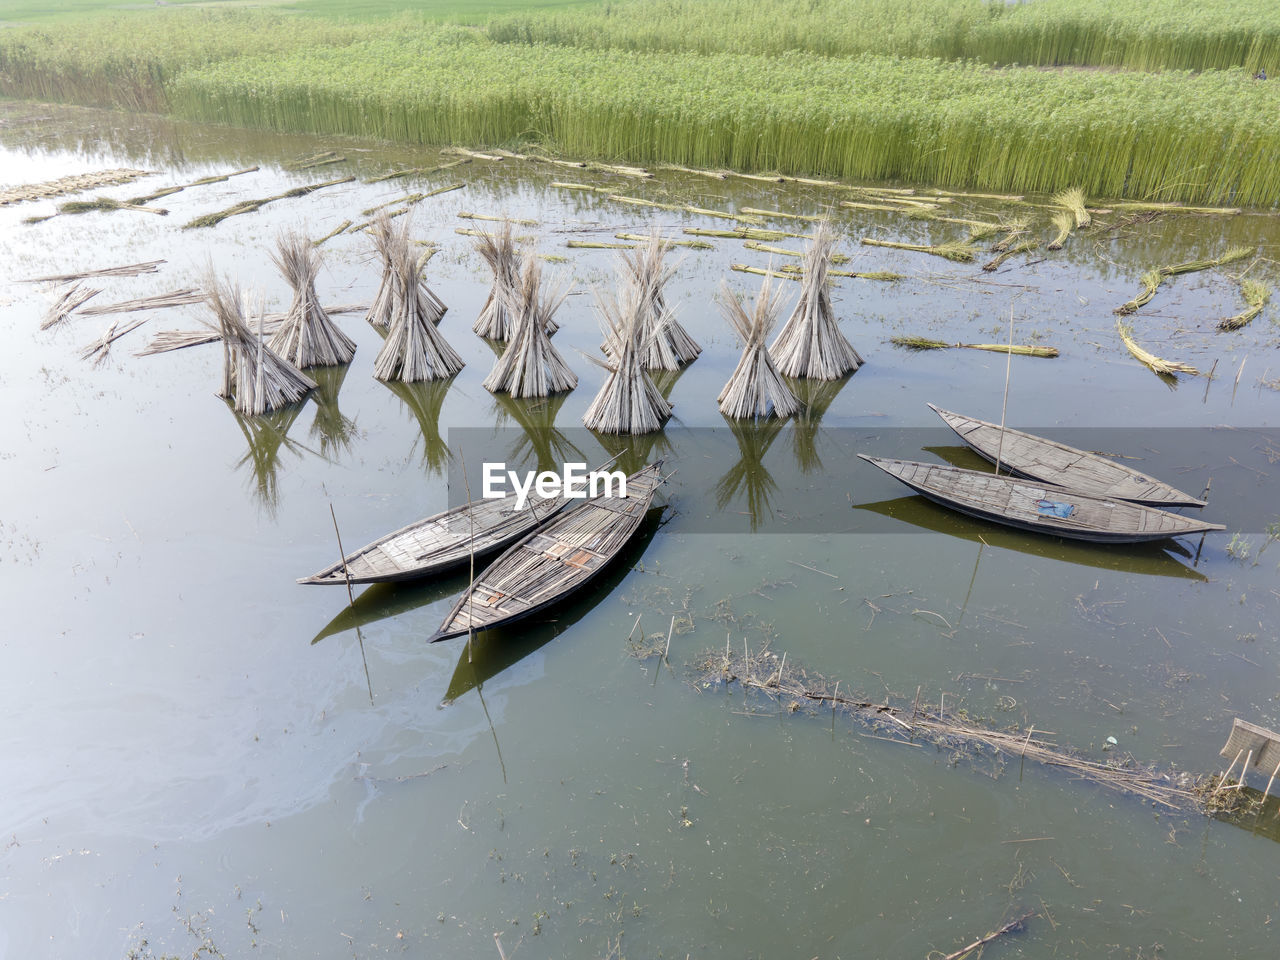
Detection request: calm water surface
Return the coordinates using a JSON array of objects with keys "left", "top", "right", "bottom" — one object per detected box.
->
[{"left": 0, "top": 104, "right": 1278, "bottom": 959}]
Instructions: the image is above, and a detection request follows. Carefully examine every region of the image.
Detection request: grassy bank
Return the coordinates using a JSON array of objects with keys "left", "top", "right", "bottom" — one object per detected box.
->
[{"left": 3, "top": 4, "right": 1280, "bottom": 203}]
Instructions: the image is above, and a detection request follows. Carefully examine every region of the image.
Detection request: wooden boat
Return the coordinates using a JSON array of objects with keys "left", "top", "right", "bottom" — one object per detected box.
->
[
  {"left": 859, "top": 456, "right": 1224, "bottom": 543},
  {"left": 854, "top": 496, "right": 1208, "bottom": 582},
  {"left": 929, "top": 404, "right": 1207, "bottom": 507},
  {"left": 429, "top": 462, "right": 666, "bottom": 642},
  {"left": 298, "top": 491, "right": 569, "bottom": 586}
]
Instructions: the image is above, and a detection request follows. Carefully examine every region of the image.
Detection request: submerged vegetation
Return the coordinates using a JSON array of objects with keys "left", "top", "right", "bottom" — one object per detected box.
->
[{"left": 3, "top": 3, "right": 1280, "bottom": 203}]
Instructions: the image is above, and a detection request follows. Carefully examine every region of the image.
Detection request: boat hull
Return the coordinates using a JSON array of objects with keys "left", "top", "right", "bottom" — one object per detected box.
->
[
  {"left": 859, "top": 456, "right": 1223, "bottom": 544},
  {"left": 929, "top": 403, "right": 1207, "bottom": 507},
  {"left": 430, "top": 462, "right": 666, "bottom": 642}
]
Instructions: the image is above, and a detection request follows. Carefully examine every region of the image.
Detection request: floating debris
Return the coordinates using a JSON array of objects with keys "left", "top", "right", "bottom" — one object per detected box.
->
[
  {"left": 40, "top": 283, "right": 100, "bottom": 330},
  {"left": 568, "top": 240, "right": 636, "bottom": 249},
  {"left": 1218, "top": 278, "right": 1271, "bottom": 331},
  {"left": 206, "top": 276, "right": 316, "bottom": 415},
  {"left": 0, "top": 168, "right": 150, "bottom": 205},
  {"left": 717, "top": 273, "right": 800, "bottom": 420},
  {"left": 267, "top": 230, "right": 356, "bottom": 368},
  {"left": 685, "top": 226, "right": 805, "bottom": 241},
  {"left": 184, "top": 175, "right": 354, "bottom": 229},
  {"left": 740, "top": 206, "right": 827, "bottom": 223},
  {"left": 860, "top": 237, "right": 978, "bottom": 263},
  {"left": 982, "top": 238, "right": 1041, "bottom": 272},
  {"left": 364, "top": 157, "right": 470, "bottom": 183},
  {"left": 79, "top": 289, "right": 204, "bottom": 316},
  {"left": 1116, "top": 320, "right": 1200, "bottom": 377},
  {"left": 582, "top": 281, "right": 672, "bottom": 435},
  {"left": 1052, "top": 186, "right": 1091, "bottom": 228},
  {"left": 126, "top": 166, "right": 258, "bottom": 206},
  {"left": 312, "top": 220, "right": 352, "bottom": 246},
  {"left": 891, "top": 335, "right": 1059, "bottom": 358},
  {"left": 743, "top": 240, "right": 850, "bottom": 263},
  {"left": 616, "top": 232, "right": 712, "bottom": 249},
  {"left": 695, "top": 642, "right": 1209, "bottom": 812},
  {"left": 80, "top": 316, "right": 149, "bottom": 366},
  {"left": 22, "top": 259, "right": 164, "bottom": 284},
  {"left": 482, "top": 251, "right": 576, "bottom": 397},
  {"left": 285, "top": 150, "right": 344, "bottom": 170},
  {"left": 769, "top": 222, "right": 862, "bottom": 380},
  {"left": 458, "top": 211, "right": 538, "bottom": 226},
  {"left": 369, "top": 217, "right": 464, "bottom": 383}
]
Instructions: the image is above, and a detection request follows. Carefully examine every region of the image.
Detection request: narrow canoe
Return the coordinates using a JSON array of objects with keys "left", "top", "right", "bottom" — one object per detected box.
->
[
  {"left": 298, "top": 491, "right": 567, "bottom": 586},
  {"left": 929, "top": 404, "right": 1207, "bottom": 507},
  {"left": 859, "top": 456, "right": 1224, "bottom": 543},
  {"left": 429, "top": 462, "right": 666, "bottom": 642}
]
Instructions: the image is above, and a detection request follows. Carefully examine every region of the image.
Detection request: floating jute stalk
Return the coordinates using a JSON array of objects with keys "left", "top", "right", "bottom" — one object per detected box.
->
[
  {"left": 482, "top": 251, "right": 576, "bottom": 397},
  {"left": 718, "top": 273, "right": 800, "bottom": 420},
  {"left": 1116, "top": 320, "right": 1200, "bottom": 377},
  {"left": 369, "top": 216, "right": 464, "bottom": 383},
  {"left": 206, "top": 274, "right": 316, "bottom": 416},
  {"left": 1047, "top": 210, "right": 1075, "bottom": 250},
  {"left": 582, "top": 280, "right": 672, "bottom": 435},
  {"left": 982, "top": 238, "right": 1041, "bottom": 272},
  {"left": 769, "top": 221, "right": 862, "bottom": 380},
  {"left": 890, "top": 335, "right": 1059, "bottom": 358},
  {"left": 860, "top": 237, "right": 977, "bottom": 263},
  {"left": 1116, "top": 269, "right": 1164, "bottom": 315},
  {"left": 268, "top": 230, "right": 356, "bottom": 368},
  {"left": 1052, "top": 186, "right": 1090, "bottom": 228},
  {"left": 1218, "top": 278, "right": 1271, "bottom": 331}
]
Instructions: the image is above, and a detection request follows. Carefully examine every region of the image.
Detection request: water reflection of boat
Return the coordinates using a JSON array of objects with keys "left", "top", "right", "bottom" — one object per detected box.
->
[
  {"left": 309, "top": 571, "right": 469, "bottom": 644},
  {"left": 929, "top": 404, "right": 1206, "bottom": 507},
  {"left": 715, "top": 415, "right": 785, "bottom": 531},
  {"left": 430, "top": 462, "right": 666, "bottom": 642},
  {"left": 381, "top": 375, "right": 456, "bottom": 474},
  {"left": 441, "top": 506, "right": 665, "bottom": 703},
  {"left": 854, "top": 496, "right": 1208, "bottom": 581}
]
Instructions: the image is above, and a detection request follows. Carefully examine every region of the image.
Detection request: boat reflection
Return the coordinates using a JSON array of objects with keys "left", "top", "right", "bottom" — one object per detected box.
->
[
  {"left": 854, "top": 496, "right": 1207, "bottom": 581},
  {"left": 309, "top": 569, "right": 470, "bottom": 645},
  {"left": 441, "top": 506, "right": 665, "bottom": 704}
]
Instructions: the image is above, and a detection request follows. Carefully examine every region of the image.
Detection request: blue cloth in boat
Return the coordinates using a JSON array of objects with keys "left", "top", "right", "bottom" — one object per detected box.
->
[{"left": 1036, "top": 499, "right": 1076, "bottom": 518}]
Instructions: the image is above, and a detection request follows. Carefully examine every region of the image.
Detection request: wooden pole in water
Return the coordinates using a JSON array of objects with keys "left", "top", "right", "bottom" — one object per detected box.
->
[
  {"left": 994, "top": 304, "right": 1015, "bottom": 476},
  {"left": 1215, "top": 749, "right": 1244, "bottom": 795},
  {"left": 329, "top": 503, "right": 355, "bottom": 608}
]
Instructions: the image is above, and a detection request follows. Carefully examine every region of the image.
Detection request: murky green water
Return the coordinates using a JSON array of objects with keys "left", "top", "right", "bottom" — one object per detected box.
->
[{"left": 1, "top": 103, "right": 1278, "bottom": 959}]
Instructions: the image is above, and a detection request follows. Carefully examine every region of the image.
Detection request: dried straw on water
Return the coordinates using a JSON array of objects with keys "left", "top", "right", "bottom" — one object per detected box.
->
[
  {"left": 366, "top": 213, "right": 448, "bottom": 331},
  {"left": 582, "top": 281, "right": 673, "bottom": 435},
  {"left": 717, "top": 273, "right": 800, "bottom": 420},
  {"left": 472, "top": 221, "right": 521, "bottom": 340},
  {"left": 1218, "top": 278, "right": 1271, "bottom": 331},
  {"left": 768, "top": 221, "right": 862, "bottom": 380},
  {"left": 267, "top": 230, "right": 356, "bottom": 368},
  {"left": 482, "top": 251, "right": 576, "bottom": 397},
  {"left": 609, "top": 232, "right": 700, "bottom": 369},
  {"left": 1116, "top": 320, "right": 1200, "bottom": 377},
  {"left": 370, "top": 217, "right": 465, "bottom": 383},
  {"left": 206, "top": 275, "right": 316, "bottom": 416}
]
